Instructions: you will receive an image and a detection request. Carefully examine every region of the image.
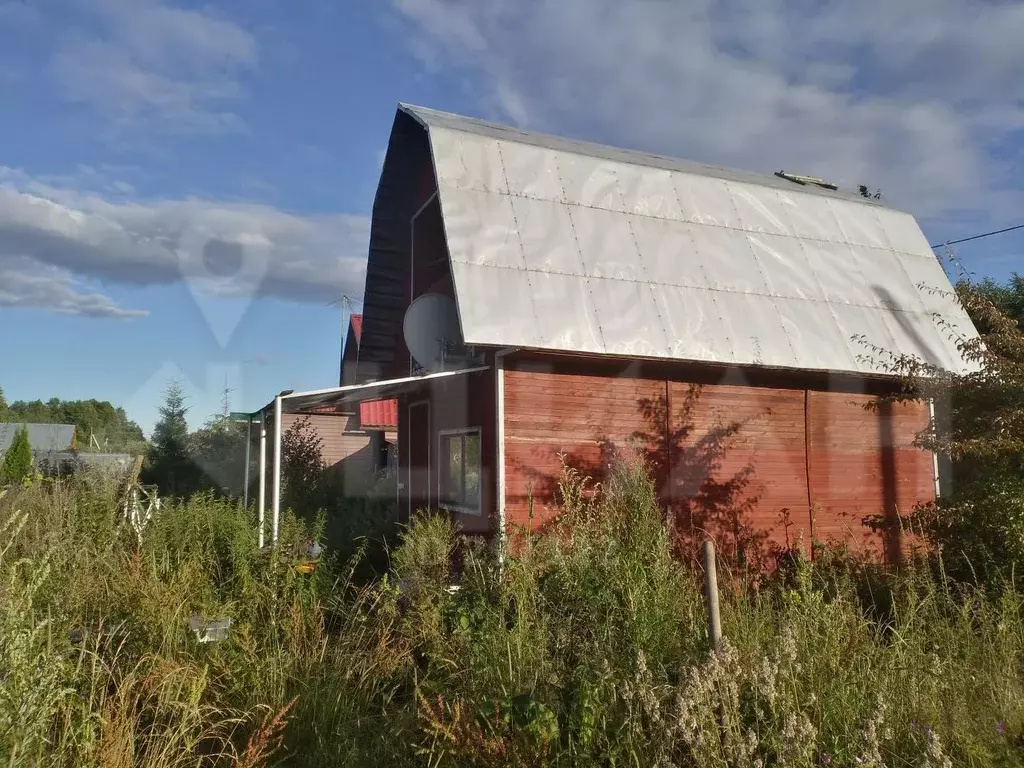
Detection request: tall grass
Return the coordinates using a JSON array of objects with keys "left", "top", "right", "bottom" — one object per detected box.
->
[{"left": 2, "top": 461, "right": 1024, "bottom": 766}]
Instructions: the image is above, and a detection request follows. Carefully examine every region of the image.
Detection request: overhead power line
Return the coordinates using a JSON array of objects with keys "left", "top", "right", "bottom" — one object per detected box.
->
[{"left": 930, "top": 222, "right": 1024, "bottom": 249}]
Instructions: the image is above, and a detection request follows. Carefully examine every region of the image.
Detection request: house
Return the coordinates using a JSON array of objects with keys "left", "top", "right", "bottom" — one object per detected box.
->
[
  {"left": 0, "top": 422, "right": 76, "bottom": 454},
  {"left": 257, "top": 103, "right": 979, "bottom": 563},
  {"left": 248, "top": 314, "right": 397, "bottom": 508},
  {"left": 341, "top": 313, "right": 399, "bottom": 474},
  {"left": 0, "top": 422, "right": 131, "bottom": 476}
]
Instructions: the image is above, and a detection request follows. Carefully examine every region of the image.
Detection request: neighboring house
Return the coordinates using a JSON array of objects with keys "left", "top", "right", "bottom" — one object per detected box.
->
[
  {"left": 260, "top": 103, "right": 979, "bottom": 563},
  {"left": 0, "top": 422, "right": 131, "bottom": 476},
  {"left": 254, "top": 314, "right": 398, "bottom": 497},
  {"left": 0, "top": 422, "right": 75, "bottom": 459},
  {"left": 341, "top": 313, "right": 399, "bottom": 472},
  {"left": 37, "top": 452, "right": 133, "bottom": 476}
]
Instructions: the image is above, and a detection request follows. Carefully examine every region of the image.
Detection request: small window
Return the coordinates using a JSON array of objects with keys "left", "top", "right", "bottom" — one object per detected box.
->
[{"left": 439, "top": 429, "right": 481, "bottom": 514}]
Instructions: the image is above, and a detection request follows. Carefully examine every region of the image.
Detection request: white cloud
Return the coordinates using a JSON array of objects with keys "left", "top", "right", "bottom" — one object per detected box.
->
[
  {"left": 393, "top": 0, "right": 1024, "bottom": 222},
  {"left": 51, "top": 0, "right": 257, "bottom": 133},
  {"left": 0, "top": 254, "right": 146, "bottom": 318},
  {"left": 0, "top": 167, "right": 370, "bottom": 317}
]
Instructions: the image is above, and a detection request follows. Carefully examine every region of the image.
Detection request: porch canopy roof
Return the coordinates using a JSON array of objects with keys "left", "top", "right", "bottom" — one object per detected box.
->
[{"left": 257, "top": 366, "right": 489, "bottom": 417}]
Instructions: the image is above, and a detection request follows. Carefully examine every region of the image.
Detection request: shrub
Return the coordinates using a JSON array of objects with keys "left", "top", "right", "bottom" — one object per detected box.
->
[
  {"left": 281, "top": 417, "right": 326, "bottom": 516},
  {"left": 865, "top": 276, "right": 1024, "bottom": 588},
  {"left": 1, "top": 425, "right": 33, "bottom": 485}
]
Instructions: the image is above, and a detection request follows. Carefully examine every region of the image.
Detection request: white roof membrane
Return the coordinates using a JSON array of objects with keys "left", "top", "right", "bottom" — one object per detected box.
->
[{"left": 401, "top": 104, "right": 979, "bottom": 377}]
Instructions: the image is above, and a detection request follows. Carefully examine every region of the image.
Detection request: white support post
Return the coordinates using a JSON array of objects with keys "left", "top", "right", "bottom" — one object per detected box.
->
[
  {"left": 495, "top": 352, "right": 507, "bottom": 562},
  {"left": 272, "top": 395, "right": 283, "bottom": 546},
  {"left": 929, "top": 398, "right": 942, "bottom": 498},
  {"left": 258, "top": 414, "right": 266, "bottom": 549},
  {"left": 243, "top": 416, "right": 252, "bottom": 509},
  {"left": 493, "top": 348, "right": 517, "bottom": 567}
]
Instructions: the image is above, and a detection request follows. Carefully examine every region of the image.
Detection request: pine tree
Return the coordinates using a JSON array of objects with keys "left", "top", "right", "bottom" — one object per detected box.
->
[
  {"left": 188, "top": 383, "right": 247, "bottom": 498},
  {"left": 143, "top": 381, "right": 197, "bottom": 496},
  {"left": 1, "top": 425, "right": 34, "bottom": 484}
]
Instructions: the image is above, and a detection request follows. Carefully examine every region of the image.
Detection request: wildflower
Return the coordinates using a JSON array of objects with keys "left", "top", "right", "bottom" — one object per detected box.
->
[
  {"left": 821, "top": 752, "right": 833, "bottom": 765},
  {"left": 923, "top": 728, "right": 953, "bottom": 768},
  {"left": 781, "top": 626, "right": 798, "bottom": 665},
  {"left": 754, "top": 653, "right": 780, "bottom": 706},
  {"left": 734, "top": 728, "right": 760, "bottom": 766},
  {"left": 780, "top": 712, "right": 817, "bottom": 764},
  {"left": 997, "top": 721, "right": 1008, "bottom": 735},
  {"left": 859, "top": 695, "right": 888, "bottom": 767}
]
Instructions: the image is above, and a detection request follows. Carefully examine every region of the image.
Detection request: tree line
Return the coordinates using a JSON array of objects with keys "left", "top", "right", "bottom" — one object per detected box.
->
[
  {"left": 0, "top": 389, "right": 146, "bottom": 454},
  {"left": 0, "top": 382, "right": 251, "bottom": 496}
]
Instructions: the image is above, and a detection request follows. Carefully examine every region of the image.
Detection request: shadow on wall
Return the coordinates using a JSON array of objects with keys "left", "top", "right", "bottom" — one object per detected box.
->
[
  {"left": 633, "top": 385, "right": 767, "bottom": 567},
  {"left": 511, "top": 383, "right": 774, "bottom": 569},
  {"left": 860, "top": 397, "right": 905, "bottom": 568},
  {"left": 877, "top": 400, "right": 902, "bottom": 566}
]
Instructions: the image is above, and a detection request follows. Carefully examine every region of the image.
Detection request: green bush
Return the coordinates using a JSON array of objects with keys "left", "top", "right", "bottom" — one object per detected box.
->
[{"left": 1, "top": 425, "right": 33, "bottom": 485}]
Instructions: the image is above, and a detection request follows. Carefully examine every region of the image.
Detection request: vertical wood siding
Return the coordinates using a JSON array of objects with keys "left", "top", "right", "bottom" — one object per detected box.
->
[
  {"left": 503, "top": 357, "right": 935, "bottom": 563},
  {"left": 807, "top": 390, "right": 932, "bottom": 560}
]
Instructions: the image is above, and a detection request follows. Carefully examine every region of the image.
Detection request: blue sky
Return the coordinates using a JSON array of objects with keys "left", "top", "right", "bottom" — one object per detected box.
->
[{"left": 1, "top": 0, "right": 1021, "bottom": 434}]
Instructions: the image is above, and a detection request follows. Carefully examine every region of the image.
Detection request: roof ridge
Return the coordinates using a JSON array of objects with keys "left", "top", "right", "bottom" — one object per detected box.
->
[{"left": 398, "top": 103, "right": 889, "bottom": 209}]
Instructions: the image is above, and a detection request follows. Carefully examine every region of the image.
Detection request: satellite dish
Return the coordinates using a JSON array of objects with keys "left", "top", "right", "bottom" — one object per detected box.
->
[{"left": 403, "top": 293, "right": 463, "bottom": 372}]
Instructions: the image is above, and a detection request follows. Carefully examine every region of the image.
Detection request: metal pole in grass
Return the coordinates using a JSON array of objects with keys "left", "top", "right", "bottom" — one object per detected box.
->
[
  {"left": 258, "top": 414, "right": 267, "bottom": 549},
  {"left": 243, "top": 415, "right": 252, "bottom": 510},
  {"left": 272, "top": 394, "right": 283, "bottom": 546},
  {"left": 703, "top": 539, "right": 728, "bottom": 752}
]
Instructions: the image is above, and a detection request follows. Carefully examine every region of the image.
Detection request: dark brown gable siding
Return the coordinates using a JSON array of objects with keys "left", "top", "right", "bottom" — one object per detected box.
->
[
  {"left": 357, "top": 110, "right": 435, "bottom": 383},
  {"left": 503, "top": 355, "right": 934, "bottom": 564}
]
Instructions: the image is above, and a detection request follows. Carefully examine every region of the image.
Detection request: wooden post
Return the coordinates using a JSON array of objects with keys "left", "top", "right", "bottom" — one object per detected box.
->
[
  {"left": 703, "top": 539, "right": 722, "bottom": 653},
  {"left": 703, "top": 539, "right": 728, "bottom": 754}
]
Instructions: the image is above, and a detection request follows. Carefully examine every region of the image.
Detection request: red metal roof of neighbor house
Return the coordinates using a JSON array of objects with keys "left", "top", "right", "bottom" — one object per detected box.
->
[
  {"left": 359, "top": 398, "right": 398, "bottom": 428},
  {"left": 350, "top": 314, "right": 362, "bottom": 343}
]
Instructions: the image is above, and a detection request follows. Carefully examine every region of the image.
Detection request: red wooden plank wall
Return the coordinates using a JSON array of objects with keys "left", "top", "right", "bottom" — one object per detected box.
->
[
  {"left": 807, "top": 391, "right": 932, "bottom": 559},
  {"left": 503, "top": 369, "right": 662, "bottom": 531},
  {"left": 503, "top": 364, "right": 934, "bottom": 563},
  {"left": 665, "top": 382, "right": 809, "bottom": 562}
]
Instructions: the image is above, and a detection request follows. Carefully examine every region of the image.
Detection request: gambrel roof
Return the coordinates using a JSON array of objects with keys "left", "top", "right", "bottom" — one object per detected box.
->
[{"left": 366, "top": 103, "right": 979, "bottom": 377}]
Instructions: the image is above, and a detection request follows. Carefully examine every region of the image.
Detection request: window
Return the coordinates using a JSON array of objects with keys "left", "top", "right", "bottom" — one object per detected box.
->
[{"left": 439, "top": 429, "right": 481, "bottom": 514}]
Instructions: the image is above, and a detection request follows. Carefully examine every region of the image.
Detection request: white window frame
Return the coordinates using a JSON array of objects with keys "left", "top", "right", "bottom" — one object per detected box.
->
[{"left": 437, "top": 427, "right": 483, "bottom": 516}]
